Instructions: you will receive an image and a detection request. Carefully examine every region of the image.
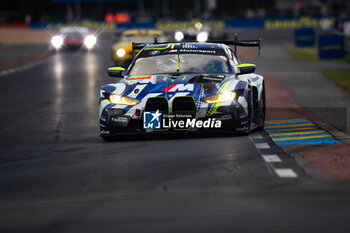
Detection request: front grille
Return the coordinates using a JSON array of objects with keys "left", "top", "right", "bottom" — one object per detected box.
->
[
  {"left": 144, "top": 97, "right": 168, "bottom": 113},
  {"left": 172, "top": 97, "right": 196, "bottom": 130},
  {"left": 172, "top": 97, "right": 197, "bottom": 117}
]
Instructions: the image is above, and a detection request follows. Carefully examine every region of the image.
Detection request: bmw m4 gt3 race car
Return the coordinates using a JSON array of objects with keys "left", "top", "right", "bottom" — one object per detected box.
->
[{"left": 99, "top": 38, "right": 265, "bottom": 140}]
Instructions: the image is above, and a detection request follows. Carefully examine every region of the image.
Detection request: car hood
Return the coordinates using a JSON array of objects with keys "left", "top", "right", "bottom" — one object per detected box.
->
[{"left": 121, "top": 73, "right": 236, "bottom": 97}]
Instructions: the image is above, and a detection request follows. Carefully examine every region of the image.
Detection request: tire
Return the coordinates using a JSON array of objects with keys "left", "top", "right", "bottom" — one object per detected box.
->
[
  {"left": 256, "top": 82, "right": 266, "bottom": 131},
  {"left": 242, "top": 89, "right": 252, "bottom": 135}
]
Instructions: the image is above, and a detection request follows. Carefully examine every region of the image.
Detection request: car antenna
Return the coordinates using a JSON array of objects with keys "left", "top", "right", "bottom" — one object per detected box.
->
[{"left": 176, "top": 42, "right": 183, "bottom": 73}]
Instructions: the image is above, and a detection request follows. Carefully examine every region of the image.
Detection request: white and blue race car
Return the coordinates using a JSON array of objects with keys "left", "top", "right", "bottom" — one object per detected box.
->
[{"left": 99, "top": 39, "right": 265, "bottom": 140}]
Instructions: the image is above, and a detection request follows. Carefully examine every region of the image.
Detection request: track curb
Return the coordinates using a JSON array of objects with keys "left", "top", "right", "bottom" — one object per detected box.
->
[{"left": 315, "top": 121, "right": 350, "bottom": 144}]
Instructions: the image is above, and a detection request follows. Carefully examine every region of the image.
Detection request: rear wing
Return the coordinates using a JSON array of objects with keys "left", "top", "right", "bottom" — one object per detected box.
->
[
  {"left": 131, "top": 34, "right": 261, "bottom": 57},
  {"left": 208, "top": 34, "right": 261, "bottom": 56}
]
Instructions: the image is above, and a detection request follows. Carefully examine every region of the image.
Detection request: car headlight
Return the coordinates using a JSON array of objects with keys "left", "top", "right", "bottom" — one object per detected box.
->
[
  {"left": 201, "top": 91, "right": 236, "bottom": 103},
  {"left": 109, "top": 94, "right": 140, "bottom": 105},
  {"left": 175, "top": 31, "right": 184, "bottom": 41},
  {"left": 84, "top": 35, "right": 97, "bottom": 49},
  {"left": 116, "top": 48, "right": 126, "bottom": 57},
  {"left": 51, "top": 35, "right": 63, "bottom": 49},
  {"left": 197, "top": 31, "right": 208, "bottom": 42}
]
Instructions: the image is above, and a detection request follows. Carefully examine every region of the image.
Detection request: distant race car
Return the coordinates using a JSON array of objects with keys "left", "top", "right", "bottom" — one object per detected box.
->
[
  {"left": 174, "top": 22, "right": 211, "bottom": 42},
  {"left": 112, "top": 29, "right": 167, "bottom": 66},
  {"left": 173, "top": 21, "right": 228, "bottom": 43},
  {"left": 51, "top": 27, "right": 97, "bottom": 51},
  {"left": 99, "top": 38, "right": 265, "bottom": 140}
]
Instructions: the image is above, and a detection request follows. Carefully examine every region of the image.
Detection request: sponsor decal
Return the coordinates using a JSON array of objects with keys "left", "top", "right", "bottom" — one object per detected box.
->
[
  {"left": 143, "top": 110, "right": 222, "bottom": 129},
  {"left": 111, "top": 116, "right": 130, "bottom": 127},
  {"left": 100, "top": 130, "right": 110, "bottom": 135},
  {"left": 161, "top": 84, "right": 194, "bottom": 92},
  {"left": 167, "top": 49, "right": 216, "bottom": 54},
  {"left": 236, "top": 126, "right": 248, "bottom": 131},
  {"left": 143, "top": 110, "right": 162, "bottom": 129},
  {"left": 217, "top": 114, "right": 232, "bottom": 121},
  {"left": 112, "top": 117, "right": 128, "bottom": 123},
  {"left": 150, "top": 50, "right": 160, "bottom": 55},
  {"left": 162, "top": 118, "right": 221, "bottom": 129},
  {"left": 202, "top": 76, "right": 225, "bottom": 82}
]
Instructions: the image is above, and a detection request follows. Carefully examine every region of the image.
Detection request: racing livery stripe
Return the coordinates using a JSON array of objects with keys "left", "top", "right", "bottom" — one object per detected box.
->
[
  {"left": 207, "top": 81, "right": 231, "bottom": 117},
  {"left": 162, "top": 84, "right": 176, "bottom": 92},
  {"left": 128, "top": 76, "right": 152, "bottom": 81}
]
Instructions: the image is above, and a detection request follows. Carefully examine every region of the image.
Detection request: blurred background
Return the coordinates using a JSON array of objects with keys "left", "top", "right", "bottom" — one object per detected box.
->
[{"left": 0, "top": 0, "right": 349, "bottom": 26}]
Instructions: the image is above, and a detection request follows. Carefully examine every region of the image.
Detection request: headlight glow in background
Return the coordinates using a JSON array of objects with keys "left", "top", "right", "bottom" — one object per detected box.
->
[
  {"left": 116, "top": 48, "right": 126, "bottom": 57},
  {"left": 51, "top": 35, "right": 64, "bottom": 49},
  {"left": 84, "top": 35, "right": 97, "bottom": 49},
  {"left": 197, "top": 32, "right": 208, "bottom": 43},
  {"left": 175, "top": 31, "right": 184, "bottom": 42}
]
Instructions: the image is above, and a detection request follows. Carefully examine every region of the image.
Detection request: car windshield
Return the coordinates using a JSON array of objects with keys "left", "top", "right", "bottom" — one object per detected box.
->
[
  {"left": 64, "top": 32, "right": 84, "bottom": 39},
  {"left": 128, "top": 54, "right": 231, "bottom": 75},
  {"left": 120, "top": 36, "right": 166, "bottom": 43}
]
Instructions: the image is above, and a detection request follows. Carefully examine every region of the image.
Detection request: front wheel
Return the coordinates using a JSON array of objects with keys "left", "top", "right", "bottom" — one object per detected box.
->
[
  {"left": 256, "top": 83, "right": 266, "bottom": 131},
  {"left": 242, "top": 90, "right": 252, "bottom": 135}
]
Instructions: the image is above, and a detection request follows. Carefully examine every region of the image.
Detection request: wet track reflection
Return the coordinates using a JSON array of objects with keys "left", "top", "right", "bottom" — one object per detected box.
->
[{"left": 0, "top": 32, "right": 349, "bottom": 233}]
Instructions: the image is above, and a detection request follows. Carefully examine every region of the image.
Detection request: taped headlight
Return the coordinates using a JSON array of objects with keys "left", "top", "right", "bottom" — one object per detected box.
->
[
  {"left": 109, "top": 94, "right": 140, "bottom": 105},
  {"left": 201, "top": 91, "right": 236, "bottom": 103}
]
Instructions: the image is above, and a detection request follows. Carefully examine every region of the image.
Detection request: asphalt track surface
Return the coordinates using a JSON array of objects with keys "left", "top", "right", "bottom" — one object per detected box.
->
[{"left": 0, "top": 31, "right": 349, "bottom": 233}]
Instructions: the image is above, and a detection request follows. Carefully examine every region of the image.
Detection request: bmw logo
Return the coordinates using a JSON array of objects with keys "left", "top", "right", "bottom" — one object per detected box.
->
[{"left": 150, "top": 50, "right": 160, "bottom": 56}]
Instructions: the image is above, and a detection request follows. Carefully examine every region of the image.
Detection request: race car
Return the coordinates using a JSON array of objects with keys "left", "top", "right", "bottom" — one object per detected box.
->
[
  {"left": 51, "top": 27, "right": 97, "bottom": 51},
  {"left": 173, "top": 21, "right": 228, "bottom": 43},
  {"left": 112, "top": 29, "right": 167, "bottom": 67},
  {"left": 99, "top": 38, "right": 265, "bottom": 140},
  {"left": 174, "top": 21, "right": 211, "bottom": 42}
]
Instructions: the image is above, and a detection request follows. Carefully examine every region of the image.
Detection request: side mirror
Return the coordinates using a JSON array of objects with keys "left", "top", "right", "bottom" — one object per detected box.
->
[
  {"left": 237, "top": 64, "right": 256, "bottom": 75},
  {"left": 108, "top": 67, "right": 125, "bottom": 78}
]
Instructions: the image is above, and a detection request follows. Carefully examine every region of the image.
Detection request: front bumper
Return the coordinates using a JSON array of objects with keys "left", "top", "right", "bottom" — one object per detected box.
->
[{"left": 100, "top": 107, "right": 250, "bottom": 137}]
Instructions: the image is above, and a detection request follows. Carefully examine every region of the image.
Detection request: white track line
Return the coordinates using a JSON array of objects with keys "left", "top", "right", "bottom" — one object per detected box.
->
[
  {"left": 262, "top": 154, "right": 281, "bottom": 163},
  {"left": 274, "top": 169, "right": 298, "bottom": 178},
  {"left": 251, "top": 134, "right": 263, "bottom": 139},
  {"left": 255, "top": 143, "right": 270, "bottom": 149},
  {"left": 249, "top": 135, "right": 298, "bottom": 179}
]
